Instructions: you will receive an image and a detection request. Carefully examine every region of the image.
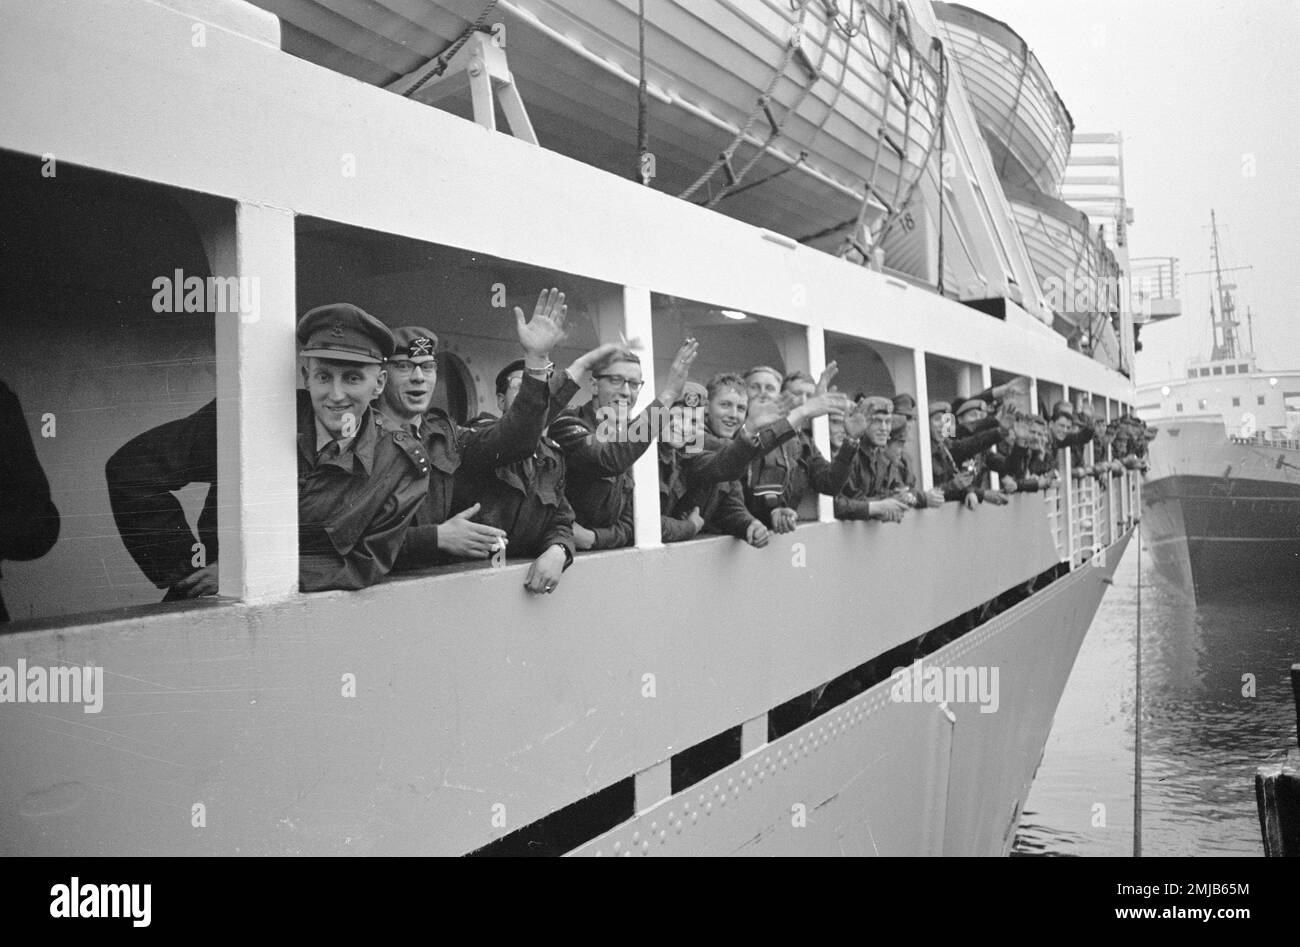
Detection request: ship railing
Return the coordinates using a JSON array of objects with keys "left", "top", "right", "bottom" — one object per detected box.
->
[
  {"left": 1232, "top": 434, "right": 1300, "bottom": 451},
  {"left": 1045, "top": 481, "right": 1066, "bottom": 561}
]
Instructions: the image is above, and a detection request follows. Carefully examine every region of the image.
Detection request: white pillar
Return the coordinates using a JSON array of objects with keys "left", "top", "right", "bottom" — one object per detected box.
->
[
  {"left": 625, "top": 286, "right": 663, "bottom": 550},
  {"left": 913, "top": 348, "right": 933, "bottom": 490},
  {"left": 804, "top": 325, "right": 836, "bottom": 523},
  {"left": 980, "top": 363, "right": 998, "bottom": 491},
  {"left": 212, "top": 201, "right": 300, "bottom": 602}
]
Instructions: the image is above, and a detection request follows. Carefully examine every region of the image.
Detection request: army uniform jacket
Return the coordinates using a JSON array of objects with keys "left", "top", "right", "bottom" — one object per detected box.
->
[
  {"left": 743, "top": 428, "right": 856, "bottom": 526},
  {"left": 551, "top": 401, "right": 799, "bottom": 547},
  {"left": 833, "top": 444, "right": 901, "bottom": 520},
  {"left": 451, "top": 406, "right": 577, "bottom": 564},
  {"left": 381, "top": 372, "right": 553, "bottom": 569},
  {"left": 658, "top": 443, "right": 755, "bottom": 541},
  {"left": 296, "top": 394, "right": 430, "bottom": 591},
  {"left": 549, "top": 397, "right": 666, "bottom": 551},
  {"left": 108, "top": 393, "right": 429, "bottom": 595}
]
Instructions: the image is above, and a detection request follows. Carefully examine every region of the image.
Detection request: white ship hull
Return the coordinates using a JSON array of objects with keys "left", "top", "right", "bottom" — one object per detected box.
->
[{"left": 0, "top": 0, "right": 1139, "bottom": 856}]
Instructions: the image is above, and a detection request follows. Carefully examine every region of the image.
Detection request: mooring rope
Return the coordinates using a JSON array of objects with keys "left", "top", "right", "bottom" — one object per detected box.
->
[{"left": 1133, "top": 514, "right": 1143, "bottom": 856}]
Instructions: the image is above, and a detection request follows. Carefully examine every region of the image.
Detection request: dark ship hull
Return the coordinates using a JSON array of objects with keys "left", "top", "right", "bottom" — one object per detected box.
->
[{"left": 1141, "top": 420, "right": 1300, "bottom": 595}]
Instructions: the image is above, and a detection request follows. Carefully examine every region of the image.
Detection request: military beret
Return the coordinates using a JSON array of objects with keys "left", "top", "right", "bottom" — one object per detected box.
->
[
  {"left": 495, "top": 359, "right": 527, "bottom": 395},
  {"left": 956, "top": 398, "right": 987, "bottom": 417},
  {"left": 390, "top": 326, "right": 439, "bottom": 362},
  {"left": 891, "top": 393, "right": 917, "bottom": 419},
  {"left": 860, "top": 395, "right": 893, "bottom": 416},
  {"left": 929, "top": 400, "right": 952, "bottom": 416},
  {"left": 889, "top": 414, "right": 909, "bottom": 438},
  {"left": 675, "top": 381, "right": 708, "bottom": 408},
  {"left": 297, "top": 303, "right": 394, "bottom": 364}
]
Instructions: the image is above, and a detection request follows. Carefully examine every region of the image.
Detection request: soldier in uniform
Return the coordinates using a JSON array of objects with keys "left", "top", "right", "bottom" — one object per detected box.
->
[
  {"left": 740, "top": 365, "right": 862, "bottom": 532},
  {"left": 951, "top": 397, "right": 1010, "bottom": 506},
  {"left": 549, "top": 339, "right": 699, "bottom": 551},
  {"left": 1, "top": 378, "right": 60, "bottom": 622},
  {"left": 375, "top": 288, "right": 576, "bottom": 568},
  {"left": 107, "top": 303, "right": 431, "bottom": 595},
  {"left": 834, "top": 397, "right": 912, "bottom": 522},
  {"left": 450, "top": 356, "right": 580, "bottom": 594},
  {"left": 658, "top": 382, "right": 767, "bottom": 546}
]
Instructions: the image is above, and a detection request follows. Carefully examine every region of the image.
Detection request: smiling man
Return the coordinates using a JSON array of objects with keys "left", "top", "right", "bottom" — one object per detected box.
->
[
  {"left": 375, "top": 290, "right": 573, "bottom": 568},
  {"left": 293, "top": 303, "right": 431, "bottom": 590},
  {"left": 833, "top": 397, "right": 912, "bottom": 523},
  {"left": 549, "top": 339, "right": 698, "bottom": 551},
  {"left": 740, "top": 364, "right": 861, "bottom": 533},
  {"left": 107, "top": 303, "right": 430, "bottom": 597}
]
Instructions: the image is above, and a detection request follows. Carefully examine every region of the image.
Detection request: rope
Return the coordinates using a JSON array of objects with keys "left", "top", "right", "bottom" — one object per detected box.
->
[
  {"left": 1134, "top": 516, "right": 1143, "bottom": 857},
  {"left": 402, "top": 0, "right": 500, "bottom": 99},
  {"left": 936, "top": 45, "right": 947, "bottom": 295},
  {"left": 702, "top": 3, "right": 834, "bottom": 208},
  {"left": 838, "top": 3, "right": 947, "bottom": 266},
  {"left": 839, "top": 0, "right": 899, "bottom": 261},
  {"left": 636, "top": 0, "right": 649, "bottom": 184},
  {"left": 678, "top": 1, "right": 812, "bottom": 202}
]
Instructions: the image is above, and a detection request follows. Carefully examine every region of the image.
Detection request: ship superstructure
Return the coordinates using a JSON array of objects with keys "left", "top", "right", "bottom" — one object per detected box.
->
[
  {"left": 1137, "top": 213, "right": 1300, "bottom": 593},
  {"left": 1, "top": 0, "right": 1144, "bottom": 855}
]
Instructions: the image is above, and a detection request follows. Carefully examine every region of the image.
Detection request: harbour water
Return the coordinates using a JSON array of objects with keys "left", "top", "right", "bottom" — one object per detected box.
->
[{"left": 1013, "top": 536, "right": 1300, "bottom": 856}]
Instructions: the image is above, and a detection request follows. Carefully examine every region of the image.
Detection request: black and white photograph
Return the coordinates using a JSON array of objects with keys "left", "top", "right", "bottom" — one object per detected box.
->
[{"left": 1, "top": 0, "right": 1296, "bottom": 901}]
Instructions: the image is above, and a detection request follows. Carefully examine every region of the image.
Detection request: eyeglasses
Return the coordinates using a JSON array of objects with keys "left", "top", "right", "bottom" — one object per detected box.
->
[
  {"left": 595, "top": 374, "right": 645, "bottom": 392},
  {"left": 388, "top": 360, "right": 434, "bottom": 376},
  {"left": 866, "top": 415, "right": 894, "bottom": 427}
]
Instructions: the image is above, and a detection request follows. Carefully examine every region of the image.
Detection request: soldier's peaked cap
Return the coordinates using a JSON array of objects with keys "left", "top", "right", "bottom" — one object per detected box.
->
[
  {"left": 929, "top": 400, "right": 952, "bottom": 416},
  {"left": 297, "top": 303, "right": 394, "bottom": 364},
  {"left": 956, "top": 398, "right": 987, "bottom": 416},
  {"left": 390, "top": 327, "right": 439, "bottom": 361},
  {"left": 860, "top": 396, "right": 892, "bottom": 415}
]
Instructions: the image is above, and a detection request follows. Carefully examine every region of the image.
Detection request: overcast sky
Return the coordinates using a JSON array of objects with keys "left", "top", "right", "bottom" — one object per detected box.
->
[{"left": 968, "top": 0, "right": 1300, "bottom": 382}]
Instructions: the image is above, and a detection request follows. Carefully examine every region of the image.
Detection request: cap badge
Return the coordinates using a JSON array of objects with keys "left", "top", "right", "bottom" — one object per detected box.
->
[
  {"left": 330, "top": 320, "right": 345, "bottom": 339},
  {"left": 684, "top": 391, "right": 702, "bottom": 407},
  {"left": 410, "top": 338, "right": 434, "bottom": 358}
]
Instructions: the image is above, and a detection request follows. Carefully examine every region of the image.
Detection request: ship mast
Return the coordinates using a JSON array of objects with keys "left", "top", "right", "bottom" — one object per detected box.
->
[{"left": 1209, "top": 209, "right": 1240, "bottom": 359}]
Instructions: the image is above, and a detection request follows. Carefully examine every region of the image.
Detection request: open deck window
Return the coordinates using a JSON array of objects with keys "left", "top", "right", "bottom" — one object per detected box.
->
[{"left": 1, "top": 152, "right": 222, "bottom": 624}]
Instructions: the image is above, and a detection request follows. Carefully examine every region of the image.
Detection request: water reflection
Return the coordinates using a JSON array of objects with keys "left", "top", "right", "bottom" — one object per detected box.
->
[{"left": 1013, "top": 540, "right": 1300, "bottom": 857}]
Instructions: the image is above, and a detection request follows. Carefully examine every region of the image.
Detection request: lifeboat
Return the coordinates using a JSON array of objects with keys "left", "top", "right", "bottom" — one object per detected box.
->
[
  {"left": 933, "top": 2, "right": 1073, "bottom": 197},
  {"left": 1003, "top": 181, "right": 1121, "bottom": 346},
  {"left": 252, "top": 0, "right": 949, "bottom": 274}
]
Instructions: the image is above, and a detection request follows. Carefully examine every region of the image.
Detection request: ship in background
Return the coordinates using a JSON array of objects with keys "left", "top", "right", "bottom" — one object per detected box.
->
[
  {"left": 1136, "top": 212, "right": 1300, "bottom": 595},
  {"left": 1, "top": 0, "right": 1158, "bottom": 856}
]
